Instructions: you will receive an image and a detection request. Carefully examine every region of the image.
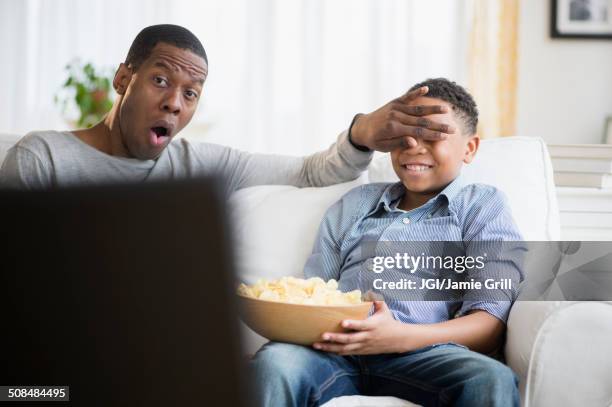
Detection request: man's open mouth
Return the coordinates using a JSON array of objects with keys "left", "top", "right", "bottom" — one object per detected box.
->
[
  {"left": 149, "top": 125, "right": 171, "bottom": 148},
  {"left": 151, "top": 126, "right": 169, "bottom": 138}
]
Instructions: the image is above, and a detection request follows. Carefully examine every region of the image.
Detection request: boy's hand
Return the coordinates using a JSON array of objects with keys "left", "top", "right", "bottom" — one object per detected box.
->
[
  {"left": 349, "top": 86, "right": 456, "bottom": 152},
  {"left": 313, "top": 301, "right": 417, "bottom": 355}
]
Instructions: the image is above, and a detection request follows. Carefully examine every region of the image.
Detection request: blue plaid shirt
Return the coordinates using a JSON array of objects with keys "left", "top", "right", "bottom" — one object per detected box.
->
[{"left": 304, "top": 175, "right": 524, "bottom": 324}]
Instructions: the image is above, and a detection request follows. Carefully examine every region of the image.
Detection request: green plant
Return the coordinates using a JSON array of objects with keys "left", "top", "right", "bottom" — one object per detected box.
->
[{"left": 55, "top": 60, "right": 114, "bottom": 128}]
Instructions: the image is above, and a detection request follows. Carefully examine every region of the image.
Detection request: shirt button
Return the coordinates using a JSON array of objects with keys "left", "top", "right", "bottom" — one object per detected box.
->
[{"left": 402, "top": 217, "right": 411, "bottom": 224}]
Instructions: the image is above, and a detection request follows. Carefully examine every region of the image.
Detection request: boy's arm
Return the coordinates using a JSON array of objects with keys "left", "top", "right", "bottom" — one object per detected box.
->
[
  {"left": 457, "top": 186, "right": 525, "bottom": 325},
  {"left": 314, "top": 301, "right": 504, "bottom": 355},
  {"left": 314, "top": 186, "right": 523, "bottom": 355},
  {"left": 303, "top": 190, "right": 359, "bottom": 281},
  {"left": 393, "top": 309, "right": 505, "bottom": 354}
]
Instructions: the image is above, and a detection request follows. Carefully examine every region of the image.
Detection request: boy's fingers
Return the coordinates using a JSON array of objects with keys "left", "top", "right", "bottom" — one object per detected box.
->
[
  {"left": 313, "top": 342, "right": 362, "bottom": 354},
  {"left": 321, "top": 331, "right": 368, "bottom": 344},
  {"left": 312, "top": 342, "right": 343, "bottom": 353},
  {"left": 373, "top": 300, "right": 388, "bottom": 313},
  {"left": 338, "top": 343, "right": 363, "bottom": 355},
  {"left": 342, "top": 319, "right": 373, "bottom": 331}
]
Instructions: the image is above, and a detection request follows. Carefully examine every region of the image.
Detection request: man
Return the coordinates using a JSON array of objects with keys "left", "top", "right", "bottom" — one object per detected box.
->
[{"left": 0, "top": 24, "right": 454, "bottom": 193}]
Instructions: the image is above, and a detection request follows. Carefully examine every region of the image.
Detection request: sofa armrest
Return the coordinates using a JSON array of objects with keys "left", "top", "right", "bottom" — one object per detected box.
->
[
  {"left": 505, "top": 301, "right": 571, "bottom": 386},
  {"left": 506, "top": 301, "right": 612, "bottom": 407},
  {"left": 523, "top": 302, "right": 612, "bottom": 407}
]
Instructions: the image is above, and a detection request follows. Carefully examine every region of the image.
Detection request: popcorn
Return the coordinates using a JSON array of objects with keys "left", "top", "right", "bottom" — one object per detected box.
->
[{"left": 237, "top": 277, "right": 362, "bottom": 305}]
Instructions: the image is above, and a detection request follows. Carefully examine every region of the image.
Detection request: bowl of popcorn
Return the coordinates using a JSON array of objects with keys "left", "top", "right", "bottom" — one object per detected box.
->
[{"left": 237, "top": 277, "right": 373, "bottom": 346}]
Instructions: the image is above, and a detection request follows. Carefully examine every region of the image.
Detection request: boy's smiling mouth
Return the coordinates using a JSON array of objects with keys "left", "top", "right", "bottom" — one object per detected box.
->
[{"left": 400, "top": 162, "right": 434, "bottom": 173}]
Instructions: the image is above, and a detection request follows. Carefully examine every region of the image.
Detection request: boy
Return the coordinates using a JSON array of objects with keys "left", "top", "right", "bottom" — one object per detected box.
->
[{"left": 251, "top": 78, "right": 523, "bottom": 407}]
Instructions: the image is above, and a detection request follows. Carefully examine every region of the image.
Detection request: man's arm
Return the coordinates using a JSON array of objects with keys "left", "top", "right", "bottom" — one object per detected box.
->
[
  {"left": 224, "top": 130, "right": 372, "bottom": 191},
  {"left": 0, "top": 146, "right": 52, "bottom": 190},
  {"left": 204, "top": 87, "right": 454, "bottom": 193}
]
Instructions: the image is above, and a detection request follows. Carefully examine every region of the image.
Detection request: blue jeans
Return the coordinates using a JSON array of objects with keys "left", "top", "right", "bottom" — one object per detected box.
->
[{"left": 250, "top": 342, "right": 519, "bottom": 407}]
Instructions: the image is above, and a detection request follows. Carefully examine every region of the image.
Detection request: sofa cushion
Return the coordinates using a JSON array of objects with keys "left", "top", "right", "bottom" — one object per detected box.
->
[
  {"left": 367, "top": 137, "right": 560, "bottom": 241},
  {"left": 231, "top": 137, "right": 560, "bottom": 301},
  {"left": 322, "top": 395, "right": 419, "bottom": 407},
  {"left": 0, "top": 134, "right": 21, "bottom": 165},
  {"left": 229, "top": 178, "right": 365, "bottom": 285}
]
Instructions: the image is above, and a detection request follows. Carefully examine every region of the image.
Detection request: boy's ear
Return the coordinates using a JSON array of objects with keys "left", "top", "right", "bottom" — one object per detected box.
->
[
  {"left": 113, "top": 63, "right": 133, "bottom": 96},
  {"left": 463, "top": 135, "right": 480, "bottom": 164}
]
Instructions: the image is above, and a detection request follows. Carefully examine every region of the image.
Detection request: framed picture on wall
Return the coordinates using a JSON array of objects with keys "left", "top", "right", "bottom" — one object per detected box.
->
[{"left": 551, "top": 0, "right": 612, "bottom": 39}]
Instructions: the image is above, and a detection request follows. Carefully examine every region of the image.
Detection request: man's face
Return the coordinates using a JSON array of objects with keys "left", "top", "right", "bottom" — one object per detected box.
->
[
  {"left": 115, "top": 43, "right": 208, "bottom": 159},
  {"left": 390, "top": 96, "right": 479, "bottom": 194}
]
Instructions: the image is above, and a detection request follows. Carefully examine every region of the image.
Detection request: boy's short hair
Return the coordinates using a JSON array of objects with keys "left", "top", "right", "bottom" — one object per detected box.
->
[
  {"left": 409, "top": 78, "right": 478, "bottom": 136},
  {"left": 125, "top": 24, "right": 208, "bottom": 70}
]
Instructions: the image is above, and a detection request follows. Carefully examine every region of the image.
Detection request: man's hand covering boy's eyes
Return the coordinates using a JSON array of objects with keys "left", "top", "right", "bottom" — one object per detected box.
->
[{"left": 350, "top": 86, "right": 456, "bottom": 152}]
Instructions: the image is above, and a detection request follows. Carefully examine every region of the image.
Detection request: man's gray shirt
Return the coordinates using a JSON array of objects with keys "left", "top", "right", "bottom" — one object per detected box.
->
[{"left": 0, "top": 130, "right": 372, "bottom": 194}]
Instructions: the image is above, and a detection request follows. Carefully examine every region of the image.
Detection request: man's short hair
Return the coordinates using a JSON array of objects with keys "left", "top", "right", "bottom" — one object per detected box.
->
[
  {"left": 125, "top": 24, "right": 208, "bottom": 70},
  {"left": 409, "top": 78, "right": 478, "bottom": 135}
]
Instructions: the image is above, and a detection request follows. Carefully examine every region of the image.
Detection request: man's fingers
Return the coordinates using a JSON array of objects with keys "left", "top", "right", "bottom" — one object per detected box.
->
[
  {"left": 397, "top": 86, "right": 429, "bottom": 103},
  {"left": 388, "top": 124, "right": 448, "bottom": 144},
  {"left": 386, "top": 108, "right": 456, "bottom": 134},
  {"left": 394, "top": 103, "right": 450, "bottom": 118},
  {"left": 372, "top": 136, "right": 416, "bottom": 152},
  {"left": 375, "top": 131, "right": 447, "bottom": 152},
  {"left": 373, "top": 138, "right": 401, "bottom": 152}
]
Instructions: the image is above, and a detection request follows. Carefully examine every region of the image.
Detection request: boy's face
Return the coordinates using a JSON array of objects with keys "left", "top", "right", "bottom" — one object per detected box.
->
[{"left": 390, "top": 96, "right": 479, "bottom": 195}]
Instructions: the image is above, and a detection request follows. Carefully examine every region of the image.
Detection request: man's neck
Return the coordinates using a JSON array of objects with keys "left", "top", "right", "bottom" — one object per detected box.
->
[{"left": 71, "top": 101, "right": 132, "bottom": 158}]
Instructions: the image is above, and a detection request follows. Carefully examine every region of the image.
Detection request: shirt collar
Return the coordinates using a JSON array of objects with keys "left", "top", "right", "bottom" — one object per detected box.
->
[
  {"left": 438, "top": 173, "right": 465, "bottom": 203},
  {"left": 372, "top": 174, "right": 465, "bottom": 214}
]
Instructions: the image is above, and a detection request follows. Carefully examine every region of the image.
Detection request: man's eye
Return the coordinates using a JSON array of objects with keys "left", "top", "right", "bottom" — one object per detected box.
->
[
  {"left": 154, "top": 76, "right": 168, "bottom": 86},
  {"left": 185, "top": 90, "right": 198, "bottom": 100}
]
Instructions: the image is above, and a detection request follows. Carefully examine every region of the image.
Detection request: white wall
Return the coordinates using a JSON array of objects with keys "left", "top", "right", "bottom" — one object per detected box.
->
[
  {"left": 516, "top": 0, "right": 612, "bottom": 145},
  {"left": 0, "top": 0, "right": 468, "bottom": 156}
]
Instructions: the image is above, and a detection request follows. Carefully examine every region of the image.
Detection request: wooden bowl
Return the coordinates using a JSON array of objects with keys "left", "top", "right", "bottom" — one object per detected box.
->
[{"left": 237, "top": 294, "right": 373, "bottom": 345}]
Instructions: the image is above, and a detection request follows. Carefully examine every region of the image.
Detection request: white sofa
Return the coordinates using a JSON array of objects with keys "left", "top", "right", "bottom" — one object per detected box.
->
[
  {"left": 229, "top": 137, "right": 612, "bottom": 407},
  {"left": 2, "top": 134, "right": 611, "bottom": 406}
]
